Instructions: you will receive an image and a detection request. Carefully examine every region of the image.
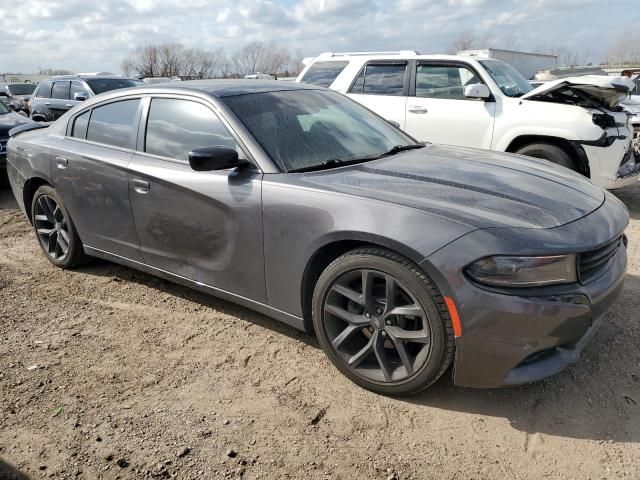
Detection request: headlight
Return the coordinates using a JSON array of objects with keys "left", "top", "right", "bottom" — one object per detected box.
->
[{"left": 466, "top": 255, "right": 577, "bottom": 288}]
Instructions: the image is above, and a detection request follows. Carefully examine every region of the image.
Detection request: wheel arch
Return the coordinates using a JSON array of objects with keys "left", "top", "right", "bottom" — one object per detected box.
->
[
  {"left": 505, "top": 134, "right": 590, "bottom": 178},
  {"left": 23, "top": 177, "right": 52, "bottom": 223},
  {"left": 300, "top": 236, "right": 426, "bottom": 333}
]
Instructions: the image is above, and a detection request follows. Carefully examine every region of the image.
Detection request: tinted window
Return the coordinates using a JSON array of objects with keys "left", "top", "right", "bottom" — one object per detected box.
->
[
  {"left": 0, "top": 100, "right": 9, "bottom": 114},
  {"left": 86, "top": 99, "right": 140, "bottom": 148},
  {"left": 51, "top": 81, "right": 70, "bottom": 100},
  {"left": 415, "top": 64, "right": 481, "bottom": 99},
  {"left": 349, "top": 64, "right": 406, "bottom": 96},
  {"left": 222, "top": 90, "right": 411, "bottom": 172},
  {"left": 70, "top": 81, "right": 88, "bottom": 100},
  {"left": 86, "top": 78, "right": 140, "bottom": 95},
  {"left": 7, "top": 84, "right": 36, "bottom": 95},
  {"left": 145, "top": 98, "right": 235, "bottom": 161},
  {"left": 36, "top": 82, "right": 53, "bottom": 98},
  {"left": 300, "top": 61, "right": 349, "bottom": 87},
  {"left": 72, "top": 110, "right": 90, "bottom": 139}
]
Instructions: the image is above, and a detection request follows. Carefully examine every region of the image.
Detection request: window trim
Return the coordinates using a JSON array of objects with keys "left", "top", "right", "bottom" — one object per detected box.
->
[
  {"left": 135, "top": 94, "right": 257, "bottom": 168},
  {"left": 347, "top": 60, "right": 410, "bottom": 97},
  {"left": 64, "top": 95, "right": 145, "bottom": 152},
  {"left": 409, "top": 60, "right": 494, "bottom": 101}
]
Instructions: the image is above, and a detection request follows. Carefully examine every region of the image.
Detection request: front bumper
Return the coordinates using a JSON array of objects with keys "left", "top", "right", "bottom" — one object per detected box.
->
[
  {"left": 582, "top": 134, "right": 640, "bottom": 190},
  {"left": 422, "top": 193, "right": 629, "bottom": 388}
]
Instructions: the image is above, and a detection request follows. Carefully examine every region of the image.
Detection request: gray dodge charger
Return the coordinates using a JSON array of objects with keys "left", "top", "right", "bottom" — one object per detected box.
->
[{"left": 6, "top": 81, "right": 629, "bottom": 396}]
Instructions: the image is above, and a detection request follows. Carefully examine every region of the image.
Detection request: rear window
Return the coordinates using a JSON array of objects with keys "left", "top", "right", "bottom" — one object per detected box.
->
[
  {"left": 349, "top": 64, "right": 407, "bottom": 96},
  {"left": 86, "top": 78, "right": 140, "bottom": 95},
  {"left": 36, "top": 82, "right": 53, "bottom": 98},
  {"left": 300, "top": 61, "right": 349, "bottom": 87},
  {"left": 86, "top": 99, "right": 140, "bottom": 149}
]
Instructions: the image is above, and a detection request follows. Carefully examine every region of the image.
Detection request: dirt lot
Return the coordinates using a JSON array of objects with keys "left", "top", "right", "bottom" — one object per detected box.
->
[{"left": 0, "top": 183, "right": 639, "bottom": 480}]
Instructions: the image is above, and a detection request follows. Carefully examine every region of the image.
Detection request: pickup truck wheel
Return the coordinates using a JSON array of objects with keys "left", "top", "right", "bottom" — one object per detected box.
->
[{"left": 515, "top": 143, "right": 576, "bottom": 171}]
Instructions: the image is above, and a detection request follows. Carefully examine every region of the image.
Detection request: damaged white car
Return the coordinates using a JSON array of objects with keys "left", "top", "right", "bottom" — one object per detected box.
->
[{"left": 298, "top": 53, "right": 639, "bottom": 189}]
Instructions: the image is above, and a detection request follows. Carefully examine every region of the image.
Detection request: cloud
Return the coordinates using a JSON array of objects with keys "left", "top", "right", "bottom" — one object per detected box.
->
[{"left": 0, "top": 0, "right": 635, "bottom": 73}]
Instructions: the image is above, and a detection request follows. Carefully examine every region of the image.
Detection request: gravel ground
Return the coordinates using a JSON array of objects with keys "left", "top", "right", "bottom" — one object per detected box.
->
[{"left": 1, "top": 182, "right": 639, "bottom": 480}]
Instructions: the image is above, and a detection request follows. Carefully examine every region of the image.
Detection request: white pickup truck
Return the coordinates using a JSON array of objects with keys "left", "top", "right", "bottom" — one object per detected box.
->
[{"left": 297, "top": 51, "right": 639, "bottom": 189}]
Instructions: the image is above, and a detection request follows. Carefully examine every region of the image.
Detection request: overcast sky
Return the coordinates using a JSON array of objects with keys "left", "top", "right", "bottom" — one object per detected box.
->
[{"left": 0, "top": 0, "right": 638, "bottom": 74}]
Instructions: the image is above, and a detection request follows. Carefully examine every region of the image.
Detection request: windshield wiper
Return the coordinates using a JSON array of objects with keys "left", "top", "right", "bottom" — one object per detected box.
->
[
  {"left": 289, "top": 144, "right": 425, "bottom": 173},
  {"left": 289, "top": 157, "right": 374, "bottom": 173},
  {"left": 376, "top": 143, "right": 425, "bottom": 158}
]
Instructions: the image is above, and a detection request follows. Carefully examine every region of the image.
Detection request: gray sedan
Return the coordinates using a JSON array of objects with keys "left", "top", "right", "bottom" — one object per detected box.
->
[{"left": 5, "top": 81, "right": 628, "bottom": 395}]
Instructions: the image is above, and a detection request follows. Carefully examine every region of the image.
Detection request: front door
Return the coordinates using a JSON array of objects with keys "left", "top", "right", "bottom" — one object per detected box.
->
[
  {"left": 128, "top": 96, "right": 266, "bottom": 302},
  {"left": 404, "top": 62, "right": 495, "bottom": 148}
]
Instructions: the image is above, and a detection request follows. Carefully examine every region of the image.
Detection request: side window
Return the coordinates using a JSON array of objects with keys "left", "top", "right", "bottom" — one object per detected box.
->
[
  {"left": 415, "top": 64, "right": 481, "bottom": 99},
  {"left": 349, "top": 64, "right": 406, "bottom": 96},
  {"left": 299, "top": 61, "right": 349, "bottom": 87},
  {"left": 51, "top": 81, "right": 70, "bottom": 100},
  {"left": 70, "top": 81, "right": 87, "bottom": 100},
  {"left": 72, "top": 110, "right": 91, "bottom": 139},
  {"left": 86, "top": 99, "right": 140, "bottom": 149},
  {"left": 144, "top": 98, "right": 235, "bottom": 161},
  {"left": 36, "top": 82, "right": 52, "bottom": 98}
]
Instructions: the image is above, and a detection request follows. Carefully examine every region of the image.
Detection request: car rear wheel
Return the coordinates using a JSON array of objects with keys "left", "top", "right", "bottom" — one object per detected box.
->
[
  {"left": 515, "top": 142, "right": 577, "bottom": 171},
  {"left": 312, "top": 248, "right": 455, "bottom": 396},
  {"left": 31, "top": 185, "right": 87, "bottom": 269}
]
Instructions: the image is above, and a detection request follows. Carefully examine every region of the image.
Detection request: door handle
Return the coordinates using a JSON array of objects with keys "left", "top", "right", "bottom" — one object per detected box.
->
[
  {"left": 408, "top": 105, "right": 428, "bottom": 114},
  {"left": 132, "top": 179, "right": 150, "bottom": 194},
  {"left": 44, "top": 102, "right": 51, "bottom": 105},
  {"left": 65, "top": 104, "right": 73, "bottom": 107},
  {"left": 55, "top": 156, "right": 68, "bottom": 169}
]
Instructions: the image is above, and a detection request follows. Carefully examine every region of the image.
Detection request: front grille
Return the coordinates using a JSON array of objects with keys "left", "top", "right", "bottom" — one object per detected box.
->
[{"left": 578, "top": 235, "right": 624, "bottom": 284}]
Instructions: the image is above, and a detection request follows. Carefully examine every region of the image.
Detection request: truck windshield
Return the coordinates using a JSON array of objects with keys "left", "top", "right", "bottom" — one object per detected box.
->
[{"left": 480, "top": 60, "right": 533, "bottom": 98}]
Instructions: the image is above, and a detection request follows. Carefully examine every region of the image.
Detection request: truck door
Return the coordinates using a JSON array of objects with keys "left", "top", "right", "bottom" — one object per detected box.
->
[{"left": 404, "top": 62, "right": 495, "bottom": 149}]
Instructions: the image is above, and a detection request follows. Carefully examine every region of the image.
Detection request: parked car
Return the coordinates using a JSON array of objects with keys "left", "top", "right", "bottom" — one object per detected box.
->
[
  {"left": 297, "top": 52, "right": 639, "bottom": 189},
  {"left": 0, "top": 99, "right": 34, "bottom": 182},
  {"left": 6, "top": 81, "right": 628, "bottom": 395},
  {"left": 0, "top": 83, "right": 37, "bottom": 114},
  {"left": 29, "top": 75, "right": 142, "bottom": 122}
]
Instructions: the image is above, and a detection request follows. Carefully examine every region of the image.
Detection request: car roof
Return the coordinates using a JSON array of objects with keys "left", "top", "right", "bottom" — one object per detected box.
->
[
  {"left": 43, "top": 75, "right": 136, "bottom": 82},
  {"left": 143, "top": 79, "right": 322, "bottom": 97}
]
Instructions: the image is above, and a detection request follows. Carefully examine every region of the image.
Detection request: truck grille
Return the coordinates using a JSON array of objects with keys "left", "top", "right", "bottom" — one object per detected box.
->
[{"left": 578, "top": 235, "right": 625, "bottom": 284}]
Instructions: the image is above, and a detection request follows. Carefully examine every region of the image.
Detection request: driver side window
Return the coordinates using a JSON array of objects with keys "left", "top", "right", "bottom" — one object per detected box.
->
[{"left": 415, "top": 64, "right": 481, "bottom": 100}]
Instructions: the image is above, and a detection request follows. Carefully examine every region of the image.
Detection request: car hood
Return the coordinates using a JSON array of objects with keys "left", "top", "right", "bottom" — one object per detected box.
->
[
  {"left": 522, "top": 75, "right": 635, "bottom": 109},
  {"left": 622, "top": 95, "right": 640, "bottom": 114},
  {"left": 297, "top": 145, "right": 605, "bottom": 229},
  {"left": 0, "top": 112, "right": 34, "bottom": 137}
]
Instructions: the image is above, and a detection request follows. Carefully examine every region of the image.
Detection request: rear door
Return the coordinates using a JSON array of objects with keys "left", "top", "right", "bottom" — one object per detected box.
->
[
  {"left": 346, "top": 61, "right": 409, "bottom": 129},
  {"left": 31, "top": 81, "right": 53, "bottom": 120},
  {"left": 404, "top": 61, "right": 495, "bottom": 148},
  {"left": 127, "top": 96, "right": 266, "bottom": 301},
  {"left": 50, "top": 81, "right": 72, "bottom": 120},
  {"left": 53, "top": 97, "right": 144, "bottom": 261}
]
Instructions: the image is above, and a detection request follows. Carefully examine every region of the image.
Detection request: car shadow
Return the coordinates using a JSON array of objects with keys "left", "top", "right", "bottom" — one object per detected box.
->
[
  {"left": 613, "top": 183, "right": 640, "bottom": 220},
  {"left": 0, "top": 459, "right": 30, "bottom": 480}
]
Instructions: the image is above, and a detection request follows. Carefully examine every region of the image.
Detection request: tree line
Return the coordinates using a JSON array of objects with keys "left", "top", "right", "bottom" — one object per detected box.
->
[{"left": 121, "top": 41, "right": 305, "bottom": 79}]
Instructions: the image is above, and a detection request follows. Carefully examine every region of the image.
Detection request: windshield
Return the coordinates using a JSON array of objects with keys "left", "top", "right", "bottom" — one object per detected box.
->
[
  {"left": 221, "top": 89, "right": 413, "bottom": 172},
  {"left": 0, "top": 99, "right": 9, "bottom": 114},
  {"left": 86, "top": 78, "right": 140, "bottom": 95},
  {"left": 480, "top": 60, "right": 533, "bottom": 98},
  {"left": 7, "top": 84, "right": 36, "bottom": 95}
]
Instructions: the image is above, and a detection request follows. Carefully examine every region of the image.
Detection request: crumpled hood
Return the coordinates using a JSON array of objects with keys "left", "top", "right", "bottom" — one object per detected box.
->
[
  {"left": 522, "top": 75, "right": 635, "bottom": 109},
  {"left": 298, "top": 145, "right": 605, "bottom": 229}
]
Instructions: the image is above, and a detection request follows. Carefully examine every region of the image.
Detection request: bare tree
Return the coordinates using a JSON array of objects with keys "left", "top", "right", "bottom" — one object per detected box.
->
[
  {"left": 231, "top": 41, "right": 266, "bottom": 76},
  {"left": 500, "top": 32, "right": 519, "bottom": 51},
  {"left": 447, "top": 32, "right": 476, "bottom": 54},
  {"left": 604, "top": 28, "right": 640, "bottom": 66}
]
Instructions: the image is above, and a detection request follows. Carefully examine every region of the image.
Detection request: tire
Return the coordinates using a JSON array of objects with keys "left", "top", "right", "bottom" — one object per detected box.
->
[
  {"left": 515, "top": 142, "right": 576, "bottom": 171},
  {"left": 312, "top": 247, "right": 455, "bottom": 396},
  {"left": 31, "top": 185, "right": 87, "bottom": 269}
]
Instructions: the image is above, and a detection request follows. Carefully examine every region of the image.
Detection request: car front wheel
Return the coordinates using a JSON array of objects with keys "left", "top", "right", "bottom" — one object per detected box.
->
[
  {"left": 312, "top": 248, "right": 455, "bottom": 396},
  {"left": 31, "top": 185, "right": 87, "bottom": 269}
]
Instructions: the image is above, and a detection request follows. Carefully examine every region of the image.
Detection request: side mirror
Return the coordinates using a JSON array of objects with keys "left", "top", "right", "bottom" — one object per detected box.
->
[
  {"left": 188, "top": 146, "right": 246, "bottom": 171},
  {"left": 464, "top": 83, "right": 491, "bottom": 100},
  {"left": 73, "top": 92, "right": 88, "bottom": 101}
]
